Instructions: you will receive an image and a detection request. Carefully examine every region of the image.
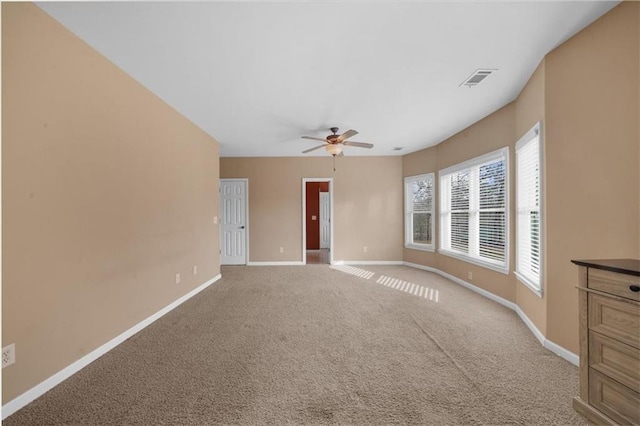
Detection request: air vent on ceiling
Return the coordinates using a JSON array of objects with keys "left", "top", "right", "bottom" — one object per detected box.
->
[{"left": 460, "top": 69, "right": 496, "bottom": 88}]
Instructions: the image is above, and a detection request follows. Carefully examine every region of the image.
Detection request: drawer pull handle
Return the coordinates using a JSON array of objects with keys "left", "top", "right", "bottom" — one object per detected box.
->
[{"left": 630, "top": 285, "right": 640, "bottom": 293}]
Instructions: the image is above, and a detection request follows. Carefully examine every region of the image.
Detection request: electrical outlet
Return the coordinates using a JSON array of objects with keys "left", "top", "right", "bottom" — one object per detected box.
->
[
  {"left": 175, "top": 273, "right": 181, "bottom": 284},
  {"left": 468, "top": 272, "right": 473, "bottom": 280},
  {"left": 193, "top": 265, "right": 198, "bottom": 275},
  {"left": 279, "top": 247, "right": 284, "bottom": 253},
  {"left": 3, "top": 344, "right": 15, "bottom": 368},
  {"left": 213, "top": 216, "right": 218, "bottom": 224},
  {"left": 363, "top": 246, "right": 368, "bottom": 253}
]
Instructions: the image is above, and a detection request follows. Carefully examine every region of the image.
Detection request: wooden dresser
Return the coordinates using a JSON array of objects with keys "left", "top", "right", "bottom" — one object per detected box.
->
[{"left": 572, "top": 259, "right": 640, "bottom": 425}]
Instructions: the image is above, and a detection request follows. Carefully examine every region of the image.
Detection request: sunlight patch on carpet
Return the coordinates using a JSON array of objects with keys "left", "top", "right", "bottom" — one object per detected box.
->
[
  {"left": 376, "top": 275, "right": 439, "bottom": 302},
  {"left": 330, "top": 265, "right": 375, "bottom": 280}
]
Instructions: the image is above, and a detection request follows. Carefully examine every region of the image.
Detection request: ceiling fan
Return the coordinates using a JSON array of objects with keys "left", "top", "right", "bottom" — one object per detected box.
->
[{"left": 301, "top": 127, "right": 374, "bottom": 157}]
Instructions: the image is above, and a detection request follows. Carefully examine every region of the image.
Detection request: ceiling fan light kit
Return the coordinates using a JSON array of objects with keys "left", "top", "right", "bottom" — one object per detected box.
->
[
  {"left": 301, "top": 127, "right": 374, "bottom": 157},
  {"left": 325, "top": 144, "right": 343, "bottom": 156}
]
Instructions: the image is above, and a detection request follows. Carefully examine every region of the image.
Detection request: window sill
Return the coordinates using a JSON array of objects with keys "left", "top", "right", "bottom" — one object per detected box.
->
[
  {"left": 515, "top": 272, "right": 543, "bottom": 297},
  {"left": 405, "top": 244, "right": 435, "bottom": 252},
  {"left": 438, "top": 249, "right": 509, "bottom": 275}
]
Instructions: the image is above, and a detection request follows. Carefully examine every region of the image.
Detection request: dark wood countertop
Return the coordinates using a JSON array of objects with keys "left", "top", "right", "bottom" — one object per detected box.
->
[{"left": 571, "top": 258, "right": 640, "bottom": 277}]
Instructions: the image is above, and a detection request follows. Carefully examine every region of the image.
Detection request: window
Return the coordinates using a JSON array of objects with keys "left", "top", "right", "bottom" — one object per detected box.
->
[
  {"left": 404, "top": 173, "right": 435, "bottom": 251},
  {"left": 516, "top": 122, "right": 542, "bottom": 294},
  {"left": 439, "top": 147, "right": 509, "bottom": 273}
]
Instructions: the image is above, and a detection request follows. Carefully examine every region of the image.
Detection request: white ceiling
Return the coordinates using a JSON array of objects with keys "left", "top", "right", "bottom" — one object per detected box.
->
[{"left": 37, "top": 1, "right": 618, "bottom": 157}]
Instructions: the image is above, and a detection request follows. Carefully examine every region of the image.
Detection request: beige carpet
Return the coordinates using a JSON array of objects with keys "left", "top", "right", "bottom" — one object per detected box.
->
[{"left": 5, "top": 265, "right": 588, "bottom": 425}]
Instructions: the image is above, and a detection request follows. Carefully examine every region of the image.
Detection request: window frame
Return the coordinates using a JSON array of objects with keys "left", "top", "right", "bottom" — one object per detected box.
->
[
  {"left": 438, "top": 147, "right": 510, "bottom": 274},
  {"left": 515, "top": 122, "right": 543, "bottom": 297},
  {"left": 404, "top": 173, "right": 435, "bottom": 252}
]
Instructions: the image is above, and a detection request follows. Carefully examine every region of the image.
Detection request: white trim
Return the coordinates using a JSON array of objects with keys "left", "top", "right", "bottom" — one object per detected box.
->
[
  {"left": 545, "top": 339, "right": 579, "bottom": 366},
  {"left": 438, "top": 146, "right": 510, "bottom": 273},
  {"left": 332, "top": 260, "right": 403, "bottom": 266},
  {"left": 515, "top": 121, "right": 541, "bottom": 151},
  {"left": 404, "top": 173, "right": 435, "bottom": 251},
  {"left": 1, "top": 274, "right": 222, "bottom": 420},
  {"left": 402, "top": 261, "right": 440, "bottom": 274},
  {"left": 247, "top": 261, "right": 305, "bottom": 266},
  {"left": 415, "top": 262, "right": 516, "bottom": 310},
  {"left": 515, "top": 121, "right": 544, "bottom": 295},
  {"left": 403, "top": 261, "right": 578, "bottom": 366},
  {"left": 302, "top": 178, "right": 334, "bottom": 265},
  {"left": 404, "top": 244, "right": 435, "bottom": 252},
  {"left": 514, "top": 305, "right": 545, "bottom": 345},
  {"left": 439, "top": 146, "right": 509, "bottom": 176},
  {"left": 220, "top": 178, "right": 249, "bottom": 265},
  {"left": 515, "top": 272, "right": 543, "bottom": 297}
]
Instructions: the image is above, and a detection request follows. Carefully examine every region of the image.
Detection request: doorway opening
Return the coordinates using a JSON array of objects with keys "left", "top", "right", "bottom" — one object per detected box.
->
[{"left": 302, "top": 178, "right": 333, "bottom": 265}]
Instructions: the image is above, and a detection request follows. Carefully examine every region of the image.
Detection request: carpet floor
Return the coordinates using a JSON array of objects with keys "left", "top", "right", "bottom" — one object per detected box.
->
[{"left": 5, "top": 265, "right": 588, "bottom": 425}]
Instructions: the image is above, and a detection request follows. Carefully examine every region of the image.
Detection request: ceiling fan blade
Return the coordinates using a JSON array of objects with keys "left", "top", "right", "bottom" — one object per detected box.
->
[
  {"left": 337, "top": 129, "right": 358, "bottom": 142},
  {"left": 343, "top": 141, "right": 374, "bottom": 149},
  {"left": 302, "top": 136, "right": 327, "bottom": 142},
  {"left": 302, "top": 144, "right": 327, "bottom": 154}
]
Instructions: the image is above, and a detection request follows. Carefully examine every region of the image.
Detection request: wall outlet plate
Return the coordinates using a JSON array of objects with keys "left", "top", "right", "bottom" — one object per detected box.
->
[
  {"left": 175, "top": 273, "right": 181, "bottom": 284},
  {"left": 3, "top": 344, "right": 15, "bottom": 368},
  {"left": 193, "top": 265, "right": 198, "bottom": 275}
]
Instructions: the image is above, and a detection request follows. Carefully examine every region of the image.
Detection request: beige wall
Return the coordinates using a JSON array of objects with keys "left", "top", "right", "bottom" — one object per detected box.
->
[
  {"left": 544, "top": 2, "right": 640, "bottom": 352},
  {"left": 435, "top": 105, "right": 517, "bottom": 303},
  {"left": 402, "top": 147, "right": 438, "bottom": 266},
  {"left": 2, "top": 3, "right": 220, "bottom": 404},
  {"left": 403, "top": 105, "right": 517, "bottom": 303},
  {"left": 401, "top": 2, "right": 639, "bottom": 354},
  {"left": 514, "top": 61, "right": 547, "bottom": 335},
  {"left": 220, "top": 157, "right": 403, "bottom": 262}
]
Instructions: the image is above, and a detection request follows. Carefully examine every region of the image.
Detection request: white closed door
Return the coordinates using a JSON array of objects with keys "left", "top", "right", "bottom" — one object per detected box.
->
[
  {"left": 320, "top": 192, "right": 330, "bottom": 249},
  {"left": 220, "top": 180, "right": 247, "bottom": 265}
]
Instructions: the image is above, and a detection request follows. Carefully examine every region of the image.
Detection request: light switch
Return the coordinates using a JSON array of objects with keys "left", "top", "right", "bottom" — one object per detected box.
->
[
  {"left": 213, "top": 216, "right": 218, "bottom": 224},
  {"left": 312, "top": 215, "right": 317, "bottom": 220}
]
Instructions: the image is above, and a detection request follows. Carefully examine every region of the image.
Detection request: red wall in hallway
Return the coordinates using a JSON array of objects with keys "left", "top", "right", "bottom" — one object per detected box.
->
[{"left": 305, "top": 182, "right": 329, "bottom": 249}]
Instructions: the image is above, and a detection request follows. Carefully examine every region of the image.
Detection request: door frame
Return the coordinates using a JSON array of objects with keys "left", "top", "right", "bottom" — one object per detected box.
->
[
  {"left": 220, "top": 178, "right": 249, "bottom": 265},
  {"left": 319, "top": 192, "right": 330, "bottom": 249},
  {"left": 302, "top": 178, "right": 333, "bottom": 265}
]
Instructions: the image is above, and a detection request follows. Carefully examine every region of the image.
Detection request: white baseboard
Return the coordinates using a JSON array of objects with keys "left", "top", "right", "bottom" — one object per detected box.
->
[
  {"left": 247, "top": 261, "right": 304, "bottom": 266},
  {"left": 514, "top": 305, "right": 546, "bottom": 346},
  {"left": 403, "top": 261, "right": 578, "bottom": 367},
  {"left": 2, "top": 274, "right": 222, "bottom": 420},
  {"left": 332, "top": 260, "right": 404, "bottom": 266},
  {"left": 545, "top": 338, "right": 580, "bottom": 366},
  {"left": 404, "top": 262, "right": 516, "bottom": 310}
]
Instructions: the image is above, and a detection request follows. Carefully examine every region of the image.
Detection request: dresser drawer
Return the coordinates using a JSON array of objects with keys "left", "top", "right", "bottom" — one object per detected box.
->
[
  {"left": 589, "top": 368, "right": 640, "bottom": 425},
  {"left": 589, "top": 331, "right": 640, "bottom": 393},
  {"left": 589, "top": 268, "right": 640, "bottom": 302},
  {"left": 589, "top": 293, "right": 640, "bottom": 349}
]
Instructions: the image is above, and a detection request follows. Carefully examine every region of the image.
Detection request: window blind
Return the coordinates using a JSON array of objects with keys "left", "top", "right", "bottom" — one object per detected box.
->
[
  {"left": 516, "top": 124, "right": 542, "bottom": 291},
  {"left": 439, "top": 147, "right": 508, "bottom": 272}
]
